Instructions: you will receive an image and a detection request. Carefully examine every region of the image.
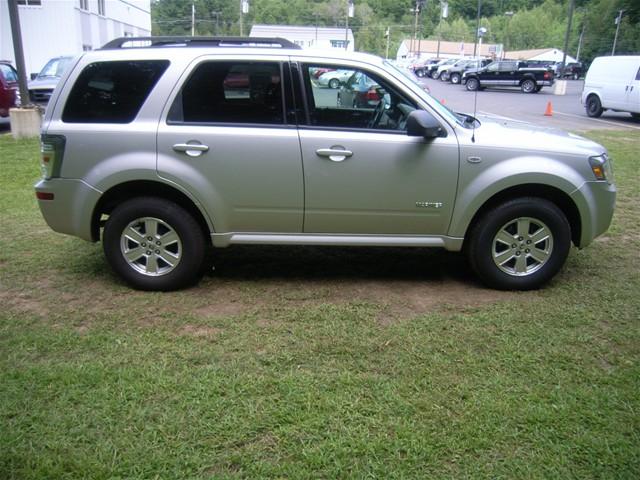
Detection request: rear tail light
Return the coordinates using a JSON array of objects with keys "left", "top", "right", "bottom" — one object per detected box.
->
[
  {"left": 40, "top": 134, "right": 65, "bottom": 179},
  {"left": 543, "top": 72, "right": 550, "bottom": 80},
  {"left": 366, "top": 88, "right": 379, "bottom": 101}
]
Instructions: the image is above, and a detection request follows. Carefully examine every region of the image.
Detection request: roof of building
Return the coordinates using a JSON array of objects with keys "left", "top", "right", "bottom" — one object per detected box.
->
[
  {"left": 400, "top": 39, "right": 501, "bottom": 56},
  {"left": 250, "top": 24, "right": 353, "bottom": 38},
  {"left": 503, "top": 48, "right": 556, "bottom": 59}
]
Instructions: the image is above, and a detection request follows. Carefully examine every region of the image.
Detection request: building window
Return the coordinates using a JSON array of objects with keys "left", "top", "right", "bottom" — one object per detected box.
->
[
  {"left": 17, "top": 0, "right": 42, "bottom": 5},
  {"left": 79, "top": 0, "right": 88, "bottom": 10},
  {"left": 98, "top": 0, "right": 105, "bottom": 16},
  {"left": 83, "top": 45, "right": 93, "bottom": 51},
  {"left": 330, "top": 40, "right": 349, "bottom": 49}
]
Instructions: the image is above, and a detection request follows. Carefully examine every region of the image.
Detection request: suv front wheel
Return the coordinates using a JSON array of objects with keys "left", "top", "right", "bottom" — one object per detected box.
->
[
  {"left": 103, "top": 197, "right": 207, "bottom": 291},
  {"left": 466, "top": 198, "right": 571, "bottom": 290}
]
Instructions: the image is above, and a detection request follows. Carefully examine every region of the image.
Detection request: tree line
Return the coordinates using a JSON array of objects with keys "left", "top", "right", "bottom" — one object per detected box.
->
[{"left": 152, "top": 0, "right": 640, "bottom": 64}]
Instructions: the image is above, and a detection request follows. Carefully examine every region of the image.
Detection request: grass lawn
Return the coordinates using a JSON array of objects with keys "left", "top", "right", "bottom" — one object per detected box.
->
[{"left": 0, "top": 131, "right": 638, "bottom": 479}]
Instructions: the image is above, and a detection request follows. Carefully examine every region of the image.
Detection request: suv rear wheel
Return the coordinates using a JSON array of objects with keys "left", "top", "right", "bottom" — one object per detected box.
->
[
  {"left": 103, "top": 197, "right": 207, "bottom": 291},
  {"left": 466, "top": 198, "right": 571, "bottom": 290},
  {"left": 450, "top": 73, "right": 461, "bottom": 84}
]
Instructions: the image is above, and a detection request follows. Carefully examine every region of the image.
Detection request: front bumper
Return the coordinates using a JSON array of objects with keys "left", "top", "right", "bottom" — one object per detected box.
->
[
  {"left": 571, "top": 180, "right": 616, "bottom": 248},
  {"left": 35, "top": 178, "right": 102, "bottom": 242}
]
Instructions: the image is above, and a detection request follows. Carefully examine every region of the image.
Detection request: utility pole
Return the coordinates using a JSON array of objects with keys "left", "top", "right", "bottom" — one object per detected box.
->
[
  {"left": 576, "top": 23, "right": 584, "bottom": 62},
  {"left": 412, "top": 2, "right": 420, "bottom": 58},
  {"left": 191, "top": 3, "right": 195, "bottom": 36},
  {"left": 612, "top": 10, "right": 624, "bottom": 55},
  {"left": 385, "top": 26, "right": 390, "bottom": 59},
  {"left": 7, "top": 0, "right": 30, "bottom": 107},
  {"left": 560, "top": 0, "right": 575, "bottom": 77},
  {"left": 345, "top": 0, "right": 354, "bottom": 51},
  {"left": 437, "top": 1, "right": 449, "bottom": 59},
  {"left": 240, "top": 0, "right": 249, "bottom": 36}
]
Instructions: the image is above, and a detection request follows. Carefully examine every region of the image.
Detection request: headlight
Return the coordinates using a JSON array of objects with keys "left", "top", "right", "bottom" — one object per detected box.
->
[{"left": 589, "top": 153, "right": 613, "bottom": 184}]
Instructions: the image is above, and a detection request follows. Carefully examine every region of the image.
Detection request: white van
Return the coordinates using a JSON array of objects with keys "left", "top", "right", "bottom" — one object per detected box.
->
[{"left": 581, "top": 56, "right": 640, "bottom": 119}]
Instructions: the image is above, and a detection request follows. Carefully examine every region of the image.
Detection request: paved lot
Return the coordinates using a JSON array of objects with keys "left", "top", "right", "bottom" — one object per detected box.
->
[{"left": 425, "top": 78, "right": 640, "bottom": 132}]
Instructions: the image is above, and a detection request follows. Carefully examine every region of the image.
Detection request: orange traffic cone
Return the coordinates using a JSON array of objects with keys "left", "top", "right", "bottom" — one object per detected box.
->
[{"left": 544, "top": 101, "right": 553, "bottom": 116}]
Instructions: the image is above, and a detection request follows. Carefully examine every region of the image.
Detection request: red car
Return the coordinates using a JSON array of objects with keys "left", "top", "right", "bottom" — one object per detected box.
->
[{"left": 0, "top": 61, "right": 19, "bottom": 117}]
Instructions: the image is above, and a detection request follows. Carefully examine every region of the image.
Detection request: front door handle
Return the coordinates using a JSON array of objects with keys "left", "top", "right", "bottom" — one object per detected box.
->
[
  {"left": 173, "top": 142, "right": 209, "bottom": 157},
  {"left": 316, "top": 147, "right": 353, "bottom": 162}
]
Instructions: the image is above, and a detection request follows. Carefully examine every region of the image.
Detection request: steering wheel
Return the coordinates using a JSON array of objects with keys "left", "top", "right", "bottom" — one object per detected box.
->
[{"left": 367, "top": 97, "right": 386, "bottom": 129}]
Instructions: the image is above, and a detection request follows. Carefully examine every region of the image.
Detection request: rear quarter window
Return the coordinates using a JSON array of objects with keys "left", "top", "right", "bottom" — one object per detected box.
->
[{"left": 62, "top": 60, "right": 169, "bottom": 123}]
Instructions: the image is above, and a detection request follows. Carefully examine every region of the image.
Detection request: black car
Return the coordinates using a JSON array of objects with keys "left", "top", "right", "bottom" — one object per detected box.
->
[
  {"left": 462, "top": 61, "right": 554, "bottom": 93},
  {"left": 446, "top": 59, "right": 492, "bottom": 84}
]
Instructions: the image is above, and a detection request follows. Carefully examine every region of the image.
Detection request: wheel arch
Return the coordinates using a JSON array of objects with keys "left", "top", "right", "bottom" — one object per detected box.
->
[
  {"left": 459, "top": 184, "right": 582, "bottom": 249},
  {"left": 91, "top": 180, "right": 213, "bottom": 243}
]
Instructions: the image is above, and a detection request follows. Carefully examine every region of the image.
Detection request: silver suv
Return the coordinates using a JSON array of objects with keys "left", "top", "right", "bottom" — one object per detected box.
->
[{"left": 35, "top": 37, "right": 616, "bottom": 291}]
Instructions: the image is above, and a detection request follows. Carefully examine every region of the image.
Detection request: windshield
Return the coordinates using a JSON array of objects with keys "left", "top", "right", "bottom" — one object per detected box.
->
[
  {"left": 38, "top": 57, "right": 72, "bottom": 79},
  {"left": 384, "top": 60, "right": 472, "bottom": 128}
]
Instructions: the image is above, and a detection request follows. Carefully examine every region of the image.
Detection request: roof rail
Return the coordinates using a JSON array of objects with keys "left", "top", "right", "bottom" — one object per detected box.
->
[{"left": 101, "top": 36, "right": 302, "bottom": 50}]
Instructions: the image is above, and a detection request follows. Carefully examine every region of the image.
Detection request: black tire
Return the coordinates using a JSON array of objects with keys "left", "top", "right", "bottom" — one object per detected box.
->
[
  {"left": 103, "top": 197, "right": 207, "bottom": 291},
  {"left": 521, "top": 79, "right": 536, "bottom": 93},
  {"left": 432, "top": 71, "right": 441, "bottom": 80},
  {"left": 465, "top": 197, "right": 571, "bottom": 290},
  {"left": 535, "top": 86, "right": 543, "bottom": 93},
  {"left": 440, "top": 72, "right": 449, "bottom": 82},
  {"left": 630, "top": 112, "right": 640, "bottom": 121},
  {"left": 450, "top": 73, "right": 461, "bottom": 84},
  {"left": 586, "top": 95, "right": 603, "bottom": 118},
  {"left": 415, "top": 69, "right": 425, "bottom": 78},
  {"left": 328, "top": 78, "right": 340, "bottom": 89},
  {"left": 466, "top": 77, "right": 479, "bottom": 91}
]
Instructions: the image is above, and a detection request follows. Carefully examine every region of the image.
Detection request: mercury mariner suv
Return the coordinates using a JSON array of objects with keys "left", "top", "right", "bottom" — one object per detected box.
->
[{"left": 35, "top": 36, "right": 616, "bottom": 291}]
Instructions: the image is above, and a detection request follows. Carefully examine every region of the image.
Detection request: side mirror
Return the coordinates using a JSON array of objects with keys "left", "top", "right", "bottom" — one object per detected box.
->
[
  {"left": 406, "top": 110, "right": 446, "bottom": 138},
  {"left": 30, "top": 73, "right": 37, "bottom": 80}
]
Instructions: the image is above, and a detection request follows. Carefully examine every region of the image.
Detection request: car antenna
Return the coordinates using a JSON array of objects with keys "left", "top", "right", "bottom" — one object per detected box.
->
[{"left": 471, "top": 0, "right": 482, "bottom": 143}]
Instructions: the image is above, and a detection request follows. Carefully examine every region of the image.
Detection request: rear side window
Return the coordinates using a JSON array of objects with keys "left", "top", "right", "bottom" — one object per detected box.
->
[
  {"left": 167, "top": 61, "right": 284, "bottom": 125},
  {"left": 62, "top": 60, "right": 169, "bottom": 123}
]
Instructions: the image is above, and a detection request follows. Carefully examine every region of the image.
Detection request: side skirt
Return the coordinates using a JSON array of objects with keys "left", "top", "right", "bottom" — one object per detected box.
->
[{"left": 211, "top": 233, "right": 464, "bottom": 251}]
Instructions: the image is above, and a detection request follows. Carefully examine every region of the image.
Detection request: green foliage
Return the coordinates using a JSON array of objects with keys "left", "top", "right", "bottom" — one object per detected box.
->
[{"left": 151, "top": 0, "right": 640, "bottom": 64}]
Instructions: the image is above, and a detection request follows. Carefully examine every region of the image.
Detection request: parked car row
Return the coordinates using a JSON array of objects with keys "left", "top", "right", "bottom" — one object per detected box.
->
[{"left": 0, "top": 55, "right": 73, "bottom": 117}]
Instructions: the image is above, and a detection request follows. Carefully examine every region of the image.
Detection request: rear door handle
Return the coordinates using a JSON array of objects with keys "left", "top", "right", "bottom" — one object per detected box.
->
[
  {"left": 316, "top": 147, "right": 353, "bottom": 162},
  {"left": 172, "top": 142, "right": 209, "bottom": 157}
]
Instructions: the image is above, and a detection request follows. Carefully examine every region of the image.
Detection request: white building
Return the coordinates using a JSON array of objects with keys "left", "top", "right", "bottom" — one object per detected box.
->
[
  {"left": 0, "top": 0, "right": 151, "bottom": 75},
  {"left": 250, "top": 24, "right": 354, "bottom": 52},
  {"left": 504, "top": 48, "right": 577, "bottom": 64},
  {"left": 397, "top": 39, "right": 503, "bottom": 61}
]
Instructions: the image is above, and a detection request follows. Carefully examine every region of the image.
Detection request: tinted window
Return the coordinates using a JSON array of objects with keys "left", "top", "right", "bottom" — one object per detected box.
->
[
  {"left": 302, "top": 64, "right": 417, "bottom": 132},
  {"left": 168, "top": 61, "right": 283, "bottom": 125},
  {"left": 636, "top": 67, "right": 640, "bottom": 81},
  {"left": 62, "top": 60, "right": 169, "bottom": 123}
]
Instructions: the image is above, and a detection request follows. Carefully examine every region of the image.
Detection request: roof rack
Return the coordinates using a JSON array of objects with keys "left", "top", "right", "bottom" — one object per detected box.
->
[{"left": 101, "top": 36, "right": 302, "bottom": 50}]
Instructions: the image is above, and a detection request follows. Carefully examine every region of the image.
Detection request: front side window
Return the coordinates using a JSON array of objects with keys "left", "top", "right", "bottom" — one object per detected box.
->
[
  {"left": 301, "top": 63, "right": 417, "bottom": 132},
  {"left": 486, "top": 63, "right": 499, "bottom": 72},
  {"left": 168, "top": 61, "right": 284, "bottom": 125},
  {"left": 62, "top": 60, "right": 169, "bottom": 123}
]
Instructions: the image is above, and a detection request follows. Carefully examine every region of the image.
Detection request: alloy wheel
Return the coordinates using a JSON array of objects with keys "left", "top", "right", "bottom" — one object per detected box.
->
[{"left": 492, "top": 217, "right": 554, "bottom": 276}]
